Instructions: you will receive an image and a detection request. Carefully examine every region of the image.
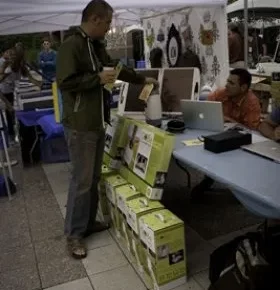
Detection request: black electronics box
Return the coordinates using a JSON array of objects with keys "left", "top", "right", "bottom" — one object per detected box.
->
[{"left": 204, "top": 130, "right": 252, "bottom": 153}]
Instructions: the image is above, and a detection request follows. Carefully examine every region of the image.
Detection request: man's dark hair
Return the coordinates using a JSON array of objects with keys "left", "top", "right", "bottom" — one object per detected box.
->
[
  {"left": 230, "top": 68, "right": 252, "bottom": 89},
  {"left": 82, "top": 0, "right": 113, "bottom": 22}
]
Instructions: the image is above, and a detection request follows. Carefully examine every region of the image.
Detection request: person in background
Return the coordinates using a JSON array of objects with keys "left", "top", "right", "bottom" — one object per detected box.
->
[
  {"left": 149, "top": 47, "right": 163, "bottom": 68},
  {"left": 228, "top": 23, "right": 244, "bottom": 68},
  {"left": 0, "top": 47, "right": 11, "bottom": 66},
  {"left": 38, "top": 38, "right": 57, "bottom": 84},
  {"left": 191, "top": 69, "right": 261, "bottom": 199},
  {"left": 259, "top": 106, "right": 280, "bottom": 141},
  {"left": 0, "top": 47, "right": 27, "bottom": 167},
  {"left": 177, "top": 47, "right": 202, "bottom": 73},
  {"left": 248, "top": 29, "right": 267, "bottom": 64},
  {"left": 56, "top": 0, "right": 158, "bottom": 259}
]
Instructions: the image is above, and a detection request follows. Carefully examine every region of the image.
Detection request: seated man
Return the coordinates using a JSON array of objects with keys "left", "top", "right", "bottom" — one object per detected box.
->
[
  {"left": 259, "top": 106, "right": 280, "bottom": 141},
  {"left": 191, "top": 68, "right": 261, "bottom": 199}
]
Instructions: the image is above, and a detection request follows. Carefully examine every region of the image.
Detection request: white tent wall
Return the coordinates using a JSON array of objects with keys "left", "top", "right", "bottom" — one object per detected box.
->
[
  {"left": 0, "top": 0, "right": 226, "bottom": 35},
  {"left": 0, "top": 0, "right": 229, "bottom": 86},
  {"left": 143, "top": 7, "right": 229, "bottom": 87}
]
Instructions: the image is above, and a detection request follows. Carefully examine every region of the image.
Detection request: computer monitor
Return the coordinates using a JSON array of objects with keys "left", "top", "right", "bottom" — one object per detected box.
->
[
  {"left": 118, "top": 68, "right": 163, "bottom": 116},
  {"left": 161, "top": 67, "right": 200, "bottom": 114}
]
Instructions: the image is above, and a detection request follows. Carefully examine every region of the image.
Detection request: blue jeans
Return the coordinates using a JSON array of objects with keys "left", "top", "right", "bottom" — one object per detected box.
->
[{"left": 64, "top": 128, "right": 105, "bottom": 238}]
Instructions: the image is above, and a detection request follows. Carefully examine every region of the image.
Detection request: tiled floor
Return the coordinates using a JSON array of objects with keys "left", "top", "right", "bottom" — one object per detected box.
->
[{"left": 0, "top": 159, "right": 258, "bottom": 290}]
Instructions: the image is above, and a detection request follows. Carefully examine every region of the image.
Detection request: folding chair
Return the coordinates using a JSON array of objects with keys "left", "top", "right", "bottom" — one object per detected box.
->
[{"left": 0, "top": 111, "right": 15, "bottom": 200}]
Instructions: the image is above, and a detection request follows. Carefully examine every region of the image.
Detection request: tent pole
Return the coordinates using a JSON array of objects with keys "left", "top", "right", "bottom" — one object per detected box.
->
[{"left": 244, "top": 0, "right": 248, "bottom": 68}]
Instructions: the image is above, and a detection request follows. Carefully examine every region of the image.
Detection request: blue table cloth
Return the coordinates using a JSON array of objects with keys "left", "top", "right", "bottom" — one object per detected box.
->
[
  {"left": 173, "top": 129, "right": 280, "bottom": 219},
  {"left": 37, "top": 114, "right": 64, "bottom": 139},
  {"left": 16, "top": 109, "right": 54, "bottom": 126}
]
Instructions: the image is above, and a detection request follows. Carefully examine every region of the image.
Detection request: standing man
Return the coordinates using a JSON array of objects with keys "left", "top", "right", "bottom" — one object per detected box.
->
[
  {"left": 38, "top": 38, "right": 56, "bottom": 85},
  {"left": 56, "top": 0, "right": 157, "bottom": 259}
]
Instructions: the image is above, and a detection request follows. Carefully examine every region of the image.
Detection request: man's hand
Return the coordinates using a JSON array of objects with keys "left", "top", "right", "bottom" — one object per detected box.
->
[
  {"left": 98, "top": 70, "right": 117, "bottom": 85},
  {"left": 274, "top": 126, "right": 280, "bottom": 141},
  {"left": 145, "top": 77, "right": 159, "bottom": 87}
]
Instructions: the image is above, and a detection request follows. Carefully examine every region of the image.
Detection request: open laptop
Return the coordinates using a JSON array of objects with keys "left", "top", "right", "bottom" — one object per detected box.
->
[
  {"left": 181, "top": 100, "right": 224, "bottom": 131},
  {"left": 242, "top": 140, "right": 280, "bottom": 163}
]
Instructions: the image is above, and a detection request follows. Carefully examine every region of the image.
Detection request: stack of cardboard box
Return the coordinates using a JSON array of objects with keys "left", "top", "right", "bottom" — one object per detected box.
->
[{"left": 99, "top": 114, "right": 187, "bottom": 290}]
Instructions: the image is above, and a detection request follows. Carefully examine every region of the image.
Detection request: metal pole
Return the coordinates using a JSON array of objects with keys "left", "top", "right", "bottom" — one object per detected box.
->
[{"left": 244, "top": 0, "right": 248, "bottom": 68}]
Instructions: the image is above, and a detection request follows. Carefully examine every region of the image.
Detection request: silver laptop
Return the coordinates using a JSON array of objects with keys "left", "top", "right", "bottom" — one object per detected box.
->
[
  {"left": 242, "top": 140, "right": 280, "bottom": 163},
  {"left": 181, "top": 100, "right": 224, "bottom": 131}
]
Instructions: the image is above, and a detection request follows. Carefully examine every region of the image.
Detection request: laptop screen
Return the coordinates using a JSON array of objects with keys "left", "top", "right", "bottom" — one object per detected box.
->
[
  {"left": 124, "top": 69, "right": 160, "bottom": 112},
  {"left": 161, "top": 68, "right": 195, "bottom": 113}
]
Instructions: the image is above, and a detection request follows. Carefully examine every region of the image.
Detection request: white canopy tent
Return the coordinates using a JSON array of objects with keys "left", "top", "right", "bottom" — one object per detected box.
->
[
  {"left": 227, "top": 0, "right": 280, "bottom": 19},
  {"left": 0, "top": 0, "right": 226, "bottom": 35}
]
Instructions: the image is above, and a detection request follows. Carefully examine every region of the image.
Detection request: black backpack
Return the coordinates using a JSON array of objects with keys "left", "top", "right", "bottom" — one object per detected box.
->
[{"left": 208, "top": 225, "right": 280, "bottom": 290}]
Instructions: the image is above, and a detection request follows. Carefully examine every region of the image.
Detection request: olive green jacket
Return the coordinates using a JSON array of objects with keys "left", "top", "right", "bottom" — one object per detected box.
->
[{"left": 56, "top": 28, "right": 145, "bottom": 131}]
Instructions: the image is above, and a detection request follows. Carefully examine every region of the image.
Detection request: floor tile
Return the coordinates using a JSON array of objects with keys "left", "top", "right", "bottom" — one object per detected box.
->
[
  {"left": 173, "top": 278, "right": 203, "bottom": 290},
  {"left": 35, "top": 236, "right": 87, "bottom": 289},
  {"left": 0, "top": 202, "right": 31, "bottom": 250},
  {"left": 187, "top": 247, "right": 212, "bottom": 275},
  {"left": 42, "top": 163, "right": 69, "bottom": 176},
  {"left": 0, "top": 244, "right": 36, "bottom": 273},
  {"left": 26, "top": 195, "right": 64, "bottom": 242},
  {"left": 0, "top": 265, "right": 41, "bottom": 290},
  {"left": 44, "top": 278, "right": 93, "bottom": 290},
  {"left": 60, "top": 205, "right": 66, "bottom": 218},
  {"left": 89, "top": 264, "right": 146, "bottom": 290},
  {"left": 193, "top": 270, "right": 210, "bottom": 289},
  {"left": 209, "top": 230, "right": 243, "bottom": 248},
  {"left": 185, "top": 226, "right": 212, "bottom": 254},
  {"left": 44, "top": 169, "right": 70, "bottom": 195},
  {"left": 85, "top": 230, "right": 114, "bottom": 251},
  {"left": 22, "top": 167, "right": 53, "bottom": 200},
  {"left": 55, "top": 191, "right": 68, "bottom": 209},
  {"left": 83, "top": 244, "right": 128, "bottom": 275}
]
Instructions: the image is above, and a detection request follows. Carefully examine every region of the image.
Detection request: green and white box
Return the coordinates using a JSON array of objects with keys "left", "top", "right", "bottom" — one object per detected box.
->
[
  {"left": 104, "top": 174, "right": 128, "bottom": 205},
  {"left": 139, "top": 209, "right": 186, "bottom": 290},
  {"left": 126, "top": 197, "right": 164, "bottom": 271},
  {"left": 103, "top": 152, "right": 122, "bottom": 170},
  {"left": 115, "top": 184, "right": 143, "bottom": 248},
  {"left": 104, "top": 114, "right": 130, "bottom": 159},
  {"left": 108, "top": 202, "right": 120, "bottom": 237},
  {"left": 98, "top": 165, "right": 116, "bottom": 222},
  {"left": 104, "top": 174, "right": 128, "bottom": 236},
  {"left": 123, "top": 121, "right": 175, "bottom": 189},
  {"left": 119, "top": 165, "right": 163, "bottom": 200}
]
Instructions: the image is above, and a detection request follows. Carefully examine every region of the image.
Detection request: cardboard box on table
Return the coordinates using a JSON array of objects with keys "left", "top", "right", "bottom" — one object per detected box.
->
[
  {"left": 98, "top": 164, "right": 116, "bottom": 222},
  {"left": 125, "top": 197, "right": 164, "bottom": 272},
  {"left": 115, "top": 184, "right": 143, "bottom": 246},
  {"left": 104, "top": 174, "right": 129, "bottom": 236},
  {"left": 139, "top": 209, "right": 186, "bottom": 290},
  {"left": 122, "top": 120, "right": 175, "bottom": 199}
]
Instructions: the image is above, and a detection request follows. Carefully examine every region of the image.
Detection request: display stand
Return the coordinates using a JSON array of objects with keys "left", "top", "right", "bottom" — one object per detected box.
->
[{"left": 100, "top": 115, "right": 187, "bottom": 290}]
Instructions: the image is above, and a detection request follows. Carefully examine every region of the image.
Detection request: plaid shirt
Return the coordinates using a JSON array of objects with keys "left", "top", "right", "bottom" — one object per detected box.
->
[{"left": 208, "top": 88, "right": 261, "bottom": 129}]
